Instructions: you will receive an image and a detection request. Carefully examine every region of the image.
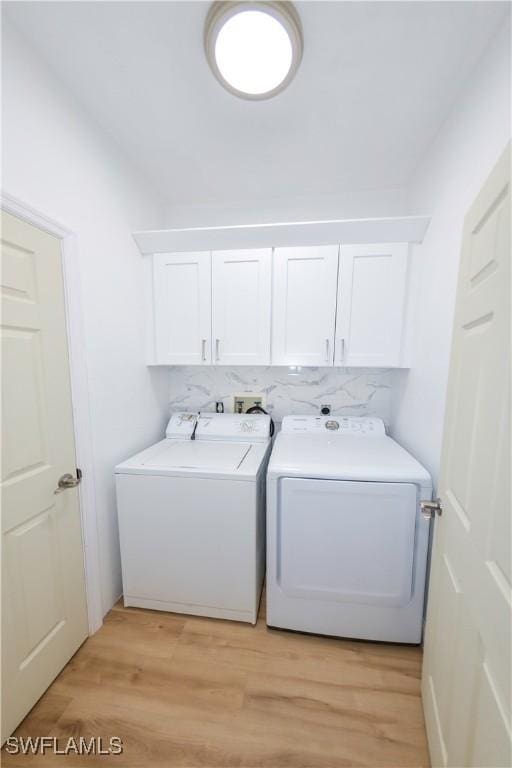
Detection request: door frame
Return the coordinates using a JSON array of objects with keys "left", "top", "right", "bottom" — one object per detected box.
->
[{"left": 1, "top": 192, "right": 103, "bottom": 635}]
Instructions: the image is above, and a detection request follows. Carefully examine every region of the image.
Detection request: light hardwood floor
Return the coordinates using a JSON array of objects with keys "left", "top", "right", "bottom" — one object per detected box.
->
[{"left": 3, "top": 598, "right": 430, "bottom": 767}]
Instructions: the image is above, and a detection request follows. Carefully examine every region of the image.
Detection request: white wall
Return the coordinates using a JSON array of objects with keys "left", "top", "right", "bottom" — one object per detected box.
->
[
  {"left": 165, "top": 187, "right": 407, "bottom": 229},
  {"left": 2, "top": 20, "right": 169, "bottom": 616},
  {"left": 391, "top": 19, "right": 511, "bottom": 485}
]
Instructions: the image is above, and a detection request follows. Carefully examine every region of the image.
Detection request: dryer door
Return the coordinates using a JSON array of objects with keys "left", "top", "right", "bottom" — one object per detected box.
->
[{"left": 277, "top": 478, "right": 417, "bottom": 607}]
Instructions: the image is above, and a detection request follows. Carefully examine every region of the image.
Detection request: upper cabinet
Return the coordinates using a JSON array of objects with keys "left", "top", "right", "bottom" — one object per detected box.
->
[
  {"left": 272, "top": 246, "right": 339, "bottom": 366},
  {"left": 153, "top": 252, "right": 211, "bottom": 365},
  {"left": 151, "top": 249, "right": 272, "bottom": 366},
  {"left": 335, "top": 243, "right": 409, "bottom": 367},
  {"left": 149, "top": 242, "right": 410, "bottom": 367},
  {"left": 212, "top": 249, "right": 271, "bottom": 365}
]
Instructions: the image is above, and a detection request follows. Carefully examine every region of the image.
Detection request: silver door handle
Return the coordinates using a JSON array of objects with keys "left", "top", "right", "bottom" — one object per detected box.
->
[
  {"left": 54, "top": 472, "right": 81, "bottom": 494},
  {"left": 215, "top": 339, "right": 220, "bottom": 362},
  {"left": 420, "top": 498, "right": 443, "bottom": 519},
  {"left": 201, "top": 339, "right": 207, "bottom": 362},
  {"left": 325, "top": 338, "right": 330, "bottom": 363},
  {"left": 338, "top": 338, "right": 345, "bottom": 363}
]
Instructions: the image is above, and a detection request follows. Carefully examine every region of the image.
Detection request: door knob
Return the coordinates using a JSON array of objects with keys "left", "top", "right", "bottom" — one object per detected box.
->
[{"left": 54, "top": 471, "right": 81, "bottom": 494}]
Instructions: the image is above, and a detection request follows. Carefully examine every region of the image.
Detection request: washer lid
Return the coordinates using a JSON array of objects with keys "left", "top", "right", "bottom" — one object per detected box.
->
[
  {"left": 115, "top": 437, "right": 270, "bottom": 480},
  {"left": 142, "top": 440, "right": 250, "bottom": 471}
]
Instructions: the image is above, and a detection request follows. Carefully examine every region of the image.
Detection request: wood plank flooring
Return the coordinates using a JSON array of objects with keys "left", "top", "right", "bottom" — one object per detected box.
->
[{"left": 3, "top": 598, "right": 430, "bottom": 767}]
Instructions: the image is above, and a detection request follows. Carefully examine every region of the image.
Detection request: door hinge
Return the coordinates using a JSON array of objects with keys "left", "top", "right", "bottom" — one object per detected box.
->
[{"left": 77, "top": 467, "right": 82, "bottom": 481}]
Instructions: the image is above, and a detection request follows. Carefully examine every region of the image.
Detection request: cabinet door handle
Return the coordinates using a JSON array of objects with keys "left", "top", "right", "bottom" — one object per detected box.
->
[
  {"left": 201, "top": 339, "right": 207, "bottom": 362},
  {"left": 325, "top": 338, "right": 330, "bottom": 363},
  {"left": 338, "top": 338, "right": 345, "bottom": 363},
  {"left": 215, "top": 339, "right": 220, "bottom": 362}
]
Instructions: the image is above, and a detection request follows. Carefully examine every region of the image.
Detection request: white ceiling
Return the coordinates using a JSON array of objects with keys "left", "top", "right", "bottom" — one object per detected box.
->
[{"left": 4, "top": 1, "right": 508, "bottom": 206}]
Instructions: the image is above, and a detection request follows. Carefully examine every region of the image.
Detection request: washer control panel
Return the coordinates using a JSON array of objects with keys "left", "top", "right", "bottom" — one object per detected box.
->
[
  {"left": 165, "top": 412, "right": 198, "bottom": 438},
  {"left": 281, "top": 416, "right": 386, "bottom": 436},
  {"left": 166, "top": 412, "right": 271, "bottom": 442},
  {"left": 196, "top": 413, "right": 270, "bottom": 441}
]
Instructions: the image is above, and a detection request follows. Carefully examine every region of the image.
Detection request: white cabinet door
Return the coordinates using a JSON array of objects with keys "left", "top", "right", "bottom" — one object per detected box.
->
[
  {"left": 335, "top": 243, "right": 408, "bottom": 367},
  {"left": 212, "top": 249, "right": 271, "bottom": 365},
  {"left": 272, "top": 245, "right": 339, "bottom": 366},
  {"left": 153, "top": 252, "right": 211, "bottom": 365}
]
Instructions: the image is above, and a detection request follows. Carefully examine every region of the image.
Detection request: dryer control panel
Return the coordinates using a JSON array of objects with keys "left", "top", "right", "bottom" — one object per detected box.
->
[{"left": 281, "top": 416, "right": 386, "bottom": 436}]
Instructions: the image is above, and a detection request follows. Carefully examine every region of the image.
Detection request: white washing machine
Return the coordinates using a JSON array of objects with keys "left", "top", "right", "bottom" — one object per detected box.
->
[
  {"left": 115, "top": 412, "right": 271, "bottom": 624},
  {"left": 266, "top": 415, "right": 432, "bottom": 643}
]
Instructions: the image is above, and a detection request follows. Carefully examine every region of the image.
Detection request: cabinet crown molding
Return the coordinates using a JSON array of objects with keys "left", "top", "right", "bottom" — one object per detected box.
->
[{"left": 133, "top": 215, "right": 430, "bottom": 255}]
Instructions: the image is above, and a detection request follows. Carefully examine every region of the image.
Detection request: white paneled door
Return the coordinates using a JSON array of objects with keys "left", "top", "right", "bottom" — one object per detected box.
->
[
  {"left": 1, "top": 211, "right": 88, "bottom": 741},
  {"left": 272, "top": 245, "right": 339, "bottom": 366},
  {"left": 153, "top": 251, "right": 211, "bottom": 364},
  {"left": 212, "top": 249, "right": 271, "bottom": 365},
  {"left": 336, "top": 243, "right": 408, "bottom": 366},
  {"left": 422, "top": 146, "right": 511, "bottom": 767}
]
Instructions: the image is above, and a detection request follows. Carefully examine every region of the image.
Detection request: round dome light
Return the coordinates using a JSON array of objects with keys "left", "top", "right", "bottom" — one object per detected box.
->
[{"left": 205, "top": 2, "right": 303, "bottom": 99}]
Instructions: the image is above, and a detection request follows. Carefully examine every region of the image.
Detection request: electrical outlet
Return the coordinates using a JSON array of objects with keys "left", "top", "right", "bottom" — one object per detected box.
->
[{"left": 232, "top": 393, "right": 267, "bottom": 414}]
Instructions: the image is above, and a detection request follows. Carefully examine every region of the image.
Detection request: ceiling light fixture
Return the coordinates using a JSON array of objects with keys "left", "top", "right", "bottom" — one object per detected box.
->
[{"left": 205, "top": 1, "right": 303, "bottom": 100}]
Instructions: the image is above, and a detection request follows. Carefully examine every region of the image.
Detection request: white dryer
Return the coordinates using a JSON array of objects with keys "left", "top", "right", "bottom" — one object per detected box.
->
[
  {"left": 266, "top": 415, "right": 432, "bottom": 643},
  {"left": 115, "top": 412, "right": 271, "bottom": 624}
]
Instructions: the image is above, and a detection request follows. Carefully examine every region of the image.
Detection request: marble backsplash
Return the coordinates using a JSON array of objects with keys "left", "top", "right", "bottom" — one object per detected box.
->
[{"left": 168, "top": 367, "right": 403, "bottom": 427}]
